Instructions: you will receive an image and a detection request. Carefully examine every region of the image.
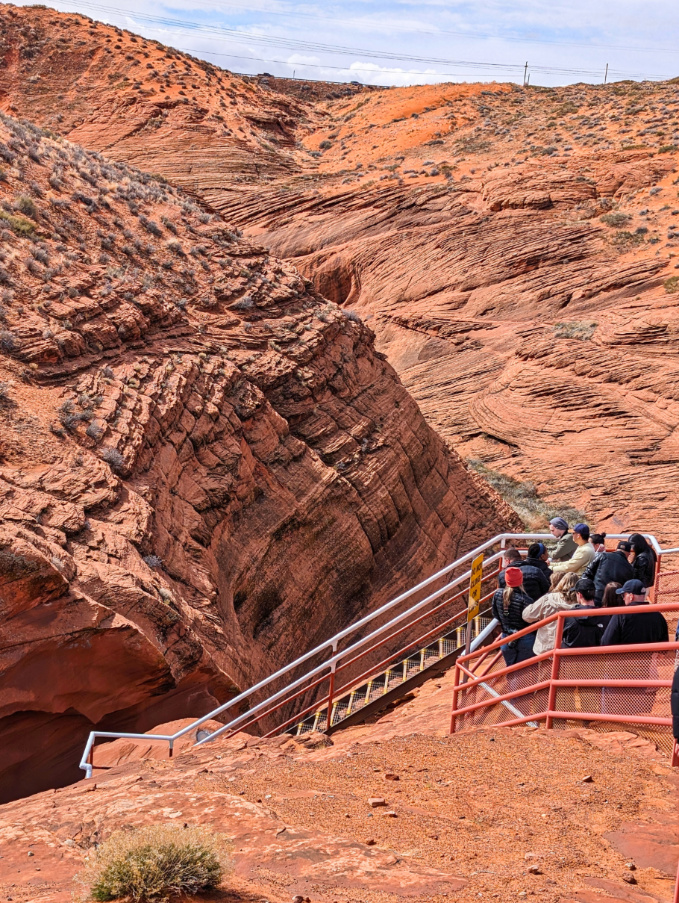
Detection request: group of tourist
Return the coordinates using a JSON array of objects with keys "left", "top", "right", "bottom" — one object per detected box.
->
[{"left": 491, "top": 519, "right": 669, "bottom": 668}]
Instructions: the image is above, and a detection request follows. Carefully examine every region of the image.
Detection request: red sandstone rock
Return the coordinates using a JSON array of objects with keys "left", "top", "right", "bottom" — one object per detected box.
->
[
  {"left": 0, "top": 111, "right": 513, "bottom": 801},
  {"left": 3, "top": 6, "right": 679, "bottom": 538}
]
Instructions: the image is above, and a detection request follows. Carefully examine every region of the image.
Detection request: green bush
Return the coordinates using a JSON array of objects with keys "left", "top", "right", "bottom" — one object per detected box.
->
[
  {"left": 0, "top": 211, "right": 35, "bottom": 236},
  {"left": 80, "top": 825, "right": 226, "bottom": 902},
  {"left": 664, "top": 276, "right": 679, "bottom": 294}
]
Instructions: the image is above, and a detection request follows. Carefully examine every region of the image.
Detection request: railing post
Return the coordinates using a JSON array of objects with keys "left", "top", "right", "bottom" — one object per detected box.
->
[
  {"left": 545, "top": 615, "right": 565, "bottom": 729},
  {"left": 325, "top": 641, "right": 338, "bottom": 732},
  {"left": 652, "top": 552, "right": 663, "bottom": 604},
  {"left": 450, "top": 663, "right": 460, "bottom": 734},
  {"left": 168, "top": 739, "right": 174, "bottom": 759}
]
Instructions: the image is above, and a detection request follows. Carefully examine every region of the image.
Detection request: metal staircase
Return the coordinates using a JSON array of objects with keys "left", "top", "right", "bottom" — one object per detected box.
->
[
  {"left": 79, "top": 531, "right": 672, "bottom": 777},
  {"left": 290, "top": 612, "right": 495, "bottom": 735}
]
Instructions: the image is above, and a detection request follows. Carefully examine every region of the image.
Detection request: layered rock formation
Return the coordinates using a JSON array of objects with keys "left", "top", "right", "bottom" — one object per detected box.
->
[
  {"left": 0, "top": 110, "right": 511, "bottom": 800},
  {"left": 3, "top": 3, "right": 679, "bottom": 538}
]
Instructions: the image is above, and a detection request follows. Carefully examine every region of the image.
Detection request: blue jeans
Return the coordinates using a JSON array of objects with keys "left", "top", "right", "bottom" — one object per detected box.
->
[
  {"left": 501, "top": 632, "right": 536, "bottom": 667},
  {"left": 501, "top": 633, "right": 537, "bottom": 714}
]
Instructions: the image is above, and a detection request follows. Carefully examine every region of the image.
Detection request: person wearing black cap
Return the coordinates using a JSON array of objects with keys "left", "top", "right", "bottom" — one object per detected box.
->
[
  {"left": 561, "top": 578, "right": 607, "bottom": 649},
  {"left": 549, "top": 517, "right": 577, "bottom": 562},
  {"left": 601, "top": 579, "right": 668, "bottom": 715},
  {"left": 551, "top": 524, "right": 595, "bottom": 577},
  {"left": 583, "top": 541, "right": 634, "bottom": 607},
  {"left": 601, "top": 580, "right": 668, "bottom": 647}
]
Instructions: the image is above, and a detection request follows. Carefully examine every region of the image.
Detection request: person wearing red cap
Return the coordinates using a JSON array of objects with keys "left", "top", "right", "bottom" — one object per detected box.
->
[{"left": 491, "top": 567, "right": 536, "bottom": 667}]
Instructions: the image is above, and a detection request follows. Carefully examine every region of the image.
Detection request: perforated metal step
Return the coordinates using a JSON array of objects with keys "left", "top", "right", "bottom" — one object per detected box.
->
[{"left": 290, "top": 614, "right": 494, "bottom": 736}]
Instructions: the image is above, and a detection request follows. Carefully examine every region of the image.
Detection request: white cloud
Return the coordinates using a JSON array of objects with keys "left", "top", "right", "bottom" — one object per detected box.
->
[{"left": 16, "top": 0, "right": 679, "bottom": 86}]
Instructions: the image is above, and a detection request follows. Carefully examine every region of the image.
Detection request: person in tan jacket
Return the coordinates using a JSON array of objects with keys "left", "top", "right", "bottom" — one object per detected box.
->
[
  {"left": 551, "top": 524, "right": 596, "bottom": 577},
  {"left": 522, "top": 572, "right": 579, "bottom": 654}
]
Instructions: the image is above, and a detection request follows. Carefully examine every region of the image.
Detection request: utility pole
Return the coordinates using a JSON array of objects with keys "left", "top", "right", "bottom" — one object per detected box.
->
[
  {"left": 604, "top": 63, "right": 608, "bottom": 84},
  {"left": 523, "top": 61, "right": 528, "bottom": 87}
]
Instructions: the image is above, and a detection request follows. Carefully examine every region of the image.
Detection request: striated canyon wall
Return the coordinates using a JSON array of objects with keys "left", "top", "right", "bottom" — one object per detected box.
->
[
  {"left": 3, "top": 5, "right": 679, "bottom": 538},
  {"left": 0, "top": 111, "right": 513, "bottom": 800}
]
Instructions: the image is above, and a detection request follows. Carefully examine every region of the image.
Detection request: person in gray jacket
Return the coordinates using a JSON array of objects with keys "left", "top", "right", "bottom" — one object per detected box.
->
[{"left": 549, "top": 517, "right": 577, "bottom": 562}]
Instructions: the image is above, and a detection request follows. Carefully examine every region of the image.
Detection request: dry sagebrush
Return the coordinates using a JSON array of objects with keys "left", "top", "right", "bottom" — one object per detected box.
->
[{"left": 76, "top": 824, "right": 227, "bottom": 901}]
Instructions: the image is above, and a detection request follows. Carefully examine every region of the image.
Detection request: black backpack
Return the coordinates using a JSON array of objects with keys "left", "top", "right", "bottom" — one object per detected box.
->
[{"left": 562, "top": 607, "right": 604, "bottom": 649}]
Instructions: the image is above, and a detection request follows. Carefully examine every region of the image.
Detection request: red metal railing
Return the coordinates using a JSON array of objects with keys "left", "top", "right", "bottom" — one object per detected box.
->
[
  {"left": 451, "top": 601, "right": 679, "bottom": 746},
  {"left": 79, "top": 531, "right": 670, "bottom": 772}
]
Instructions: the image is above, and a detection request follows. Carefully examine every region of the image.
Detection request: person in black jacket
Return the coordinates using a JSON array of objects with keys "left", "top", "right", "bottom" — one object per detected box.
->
[
  {"left": 524, "top": 542, "right": 552, "bottom": 579},
  {"left": 583, "top": 542, "right": 634, "bottom": 606},
  {"left": 498, "top": 548, "right": 550, "bottom": 602},
  {"left": 601, "top": 579, "right": 668, "bottom": 716},
  {"left": 601, "top": 580, "right": 668, "bottom": 646},
  {"left": 672, "top": 666, "right": 679, "bottom": 747},
  {"left": 491, "top": 567, "right": 536, "bottom": 667},
  {"left": 562, "top": 579, "right": 605, "bottom": 648},
  {"left": 628, "top": 534, "right": 657, "bottom": 589}
]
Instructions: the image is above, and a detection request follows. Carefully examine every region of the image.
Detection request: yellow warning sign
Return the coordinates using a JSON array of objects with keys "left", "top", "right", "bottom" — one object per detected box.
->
[{"left": 468, "top": 553, "right": 484, "bottom": 621}]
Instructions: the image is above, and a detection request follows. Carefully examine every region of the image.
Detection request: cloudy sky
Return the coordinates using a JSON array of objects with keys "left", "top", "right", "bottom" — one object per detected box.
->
[{"left": 17, "top": 0, "right": 679, "bottom": 86}]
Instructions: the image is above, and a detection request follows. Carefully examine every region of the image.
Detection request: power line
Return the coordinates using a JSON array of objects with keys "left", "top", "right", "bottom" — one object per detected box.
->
[
  {"left": 187, "top": 46, "right": 673, "bottom": 84},
  {"left": 60, "top": 0, "right": 679, "bottom": 57},
  {"left": 32, "top": 0, "right": 678, "bottom": 82}
]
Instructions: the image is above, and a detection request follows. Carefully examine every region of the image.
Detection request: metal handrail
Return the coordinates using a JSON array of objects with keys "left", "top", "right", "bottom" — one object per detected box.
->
[{"left": 78, "top": 530, "right": 672, "bottom": 776}]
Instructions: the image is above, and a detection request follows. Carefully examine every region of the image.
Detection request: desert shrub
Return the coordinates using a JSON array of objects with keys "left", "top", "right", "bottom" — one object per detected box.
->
[
  {"left": 79, "top": 825, "right": 225, "bottom": 902},
  {"left": 553, "top": 321, "right": 597, "bottom": 340},
  {"left": 143, "top": 554, "right": 162, "bottom": 568},
  {"left": 101, "top": 447, "right": 125, "bottom": 472},
  {"left": 31, "top": 246, "right": 49, "bottom": 264},
  {"left": 16, "top": 195, "right": 38, "bottom": 218},
  {"left": 658, "top": 144, "right": 678, "bottom": 154},
  {"left": 613, "top": 230, "right": 645, "bottom": 247},
  {"left": 86, "top": 421, "right": 105, "bottom": 441},
  {"left": 600, "top": 212, "right": 630, "bottom": 227},
  {"left": 467, "top": 458, "right": 588, "bottom": 528},
  {"left": 0, "top": 211, "right": 35, "bottom": 236},
  {"left": 0, "top": 380, "right": 10, "bottom": 402},
  {"left": 139, "top": 215, "right": 163, "bottom": 236},
  {"left": 665, "top": 276, "right": 679, "bottom": 294},
  {"left": 0, "top": 329, "right": 18, "bottom": 352},
  {"left": 0, "top": 143, "right": 15, "bottom": 164},
  {"left": 319, "top": 140, "right": 333, "bottom": 150}
]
